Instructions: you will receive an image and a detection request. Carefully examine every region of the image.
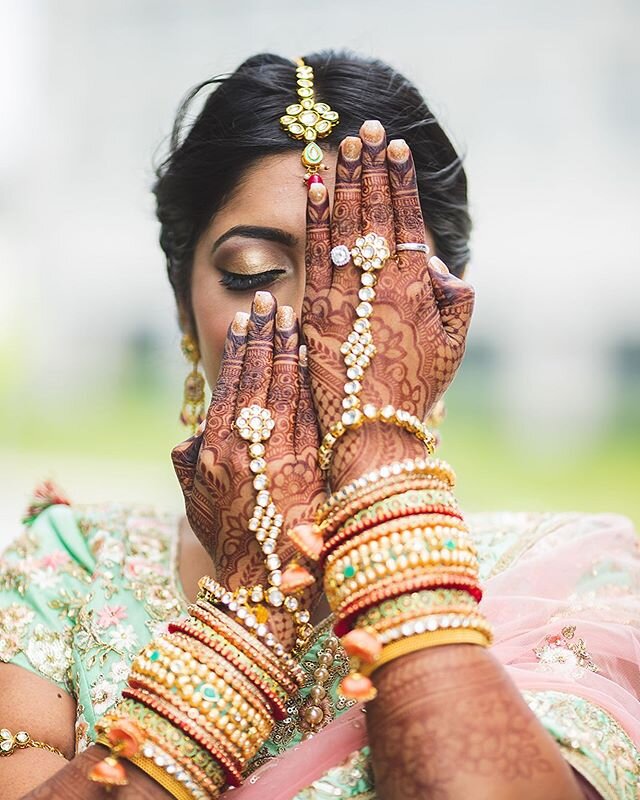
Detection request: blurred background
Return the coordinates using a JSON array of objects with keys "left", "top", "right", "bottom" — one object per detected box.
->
[{"left": 0, "top": 0, "right": 638, "bottom": 545}]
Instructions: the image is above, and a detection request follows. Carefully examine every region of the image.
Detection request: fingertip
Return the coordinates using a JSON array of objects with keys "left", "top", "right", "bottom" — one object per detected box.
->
[
  {"left": 276, "top": 305, "right": 296, "bottom": 330},
  {"left": 360, "top": 119, "right": 385, "bottom": 145},
  {"left": 253, "top": 290, "right": 275, "bottom": 315},
  {"left": 428, "top": 255, "right": 450, "bottom": 276},
  {"left": 231, "top": 311, "right": 250, "bottom": 335},
  {"left": 340, "top": 136, "right": 362, "bottom": 161},
  {"left": 387, "top": 139, "right": 410, "bottom": 163},
  {"left": 308, "top": 182, "right": 327, "bottom": 204},
  {"left": 298, "top": 344, "right": 308, "bottom": 367}
]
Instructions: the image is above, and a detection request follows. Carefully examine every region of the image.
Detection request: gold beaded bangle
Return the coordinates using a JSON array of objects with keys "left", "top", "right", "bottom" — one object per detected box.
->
[
  {"left": 315, "top": 456, "right": 456, "bottom": 523},
  {"left": 318, "top": 480, "right": 458, "bottom": 541},
  {"left": 327, "top": 517, "right": 472, "bottom": 567},
  {"left": 360, "top": 628, "right": 491, "bottom": 677},
  {"left": 355, "top": 587, "right": 477, "bottom": 628},
  {"left": 0, "top": 728, "right": 65, "bottom": 759},
  {"left": 319, "top": 403, "right": 437, "bottom": 472}
]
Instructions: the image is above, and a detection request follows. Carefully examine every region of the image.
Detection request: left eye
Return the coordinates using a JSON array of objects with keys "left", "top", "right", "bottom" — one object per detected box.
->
[{"left": 218, "top": 269, "right": 286, "bottom": 292}]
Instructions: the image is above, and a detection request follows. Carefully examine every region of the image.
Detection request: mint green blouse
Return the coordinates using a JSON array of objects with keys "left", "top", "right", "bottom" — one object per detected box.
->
[{"left": 1, "top": 501, "right": 638, "bottom": 799}]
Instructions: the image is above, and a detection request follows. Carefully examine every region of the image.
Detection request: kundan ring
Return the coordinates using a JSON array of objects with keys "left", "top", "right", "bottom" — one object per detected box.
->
[
  {"left": 396, "top": 242, "right": 429, "bottom": 254},
  {"left": 331, "top": 245, "right": 351, "bottom": 267}
]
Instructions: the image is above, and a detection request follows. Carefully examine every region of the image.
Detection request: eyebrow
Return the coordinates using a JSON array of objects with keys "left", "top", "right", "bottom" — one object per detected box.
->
[{"left": 211, "top": 225, "right": 298, "bottom": 255}]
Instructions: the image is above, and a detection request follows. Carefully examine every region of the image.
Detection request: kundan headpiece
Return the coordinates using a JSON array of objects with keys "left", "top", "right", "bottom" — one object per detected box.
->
[{"left": 280, "top": 58, "right": 339, "bottom": 184}]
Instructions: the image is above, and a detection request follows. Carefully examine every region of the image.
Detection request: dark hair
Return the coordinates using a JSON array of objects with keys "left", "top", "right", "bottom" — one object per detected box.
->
[{"left": 153, "top": 51, "right": 471, "bottom": 327}]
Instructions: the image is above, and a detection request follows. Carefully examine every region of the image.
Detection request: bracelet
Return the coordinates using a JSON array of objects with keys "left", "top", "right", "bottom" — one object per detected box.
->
[
  {"left": 96, "top": 734, "right": 204, "bottom": 800},
  {"left": 334, "top": 574, "right": 483, "bottom": 637},
  {"left": 315, "top": 456, "right": 456, "bottom": 523},
  {"left": 359, "top": 628, "right": 491, "bottom": 678},
  {"left": 373, "top": 611, "right": 494, "bottom": 645},
  {"left": 0, "top": 728, "right": 65, "bottom": 759},
  {"left": 322, "top": 498, "right": 463, "bottom": 558},
  {"left": 319, "top": 403, "right": 437, "bottom": 472},
  {"left": 327, "top": 518, "right": 472, "bottom": 568},
  {"left": 355, "top": 588, "right": 477, "bottom": 628},
  {"left": 317, "top": 475, "right": 453, "bottom": 538},
  {"left": 112, "top": 698, "right": 226, "bottom": 787},
  {"left": 122, "top": 687, "right": 244, "bottom": 785}
]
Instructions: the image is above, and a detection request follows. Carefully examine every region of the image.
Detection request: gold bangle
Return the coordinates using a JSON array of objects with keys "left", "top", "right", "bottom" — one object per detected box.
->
[
  {"left": 127, "top": 750, "right": 207, "bottom": 800},
  {"left": 0, "top": 728, "right": 65, "bottom": 759},
  {"left": 360, "top": 628, "right": 490, "bottom": 677}
]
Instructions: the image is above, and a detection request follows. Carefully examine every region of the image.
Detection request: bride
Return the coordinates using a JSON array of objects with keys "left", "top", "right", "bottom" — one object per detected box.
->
[{"left": 0, "top": 51, "right": 638, "bottom": 800}]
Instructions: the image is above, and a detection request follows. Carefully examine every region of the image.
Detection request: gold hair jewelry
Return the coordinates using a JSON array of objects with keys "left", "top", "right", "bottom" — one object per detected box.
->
[
  {"left": 280, "top": 58, "right": 339, "bottom": 182},
  {"left": 180, "top": 333, "right": 206, "bottom": 434},
  {"left": 0, "top": 727, "right": 65, "bottom": 759}
]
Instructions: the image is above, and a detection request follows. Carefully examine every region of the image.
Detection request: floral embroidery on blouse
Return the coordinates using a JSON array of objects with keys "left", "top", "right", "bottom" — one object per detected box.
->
[
  {"left": 524, "top": 690, "right": 640, "bottom": 800},
  {"left": 534, "top": 625, "right": 600, "bottom": 679},
  {"left": 292, "top": 747, "right": 375, "bottom": 800}
]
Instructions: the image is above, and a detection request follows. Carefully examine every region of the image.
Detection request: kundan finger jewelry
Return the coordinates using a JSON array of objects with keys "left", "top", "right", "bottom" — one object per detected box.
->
[
  {"left": 280, "top": 58, "right": 339, "bottom": 184},
  {"left": 0, "top": 728, "right": 65, "bottom": 759},
  {"left": 317, "top": 233, "right": 436, "bottom": 472}
]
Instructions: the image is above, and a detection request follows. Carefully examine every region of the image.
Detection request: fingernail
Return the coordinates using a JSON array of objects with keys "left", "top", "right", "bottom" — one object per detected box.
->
[
  {"left": 253, "top": 291, "right": 275, "bottom": 314},
  {"left": 308, "top": 182, "right": 327, "bottom": 203},
  {"left": 341, "top": 136, "right": 362, "bottom": 160},
  {"left": 387, "top": 139, "right": 410, "bottom": 162},
  {"left": 276, "top": 305, "right": 295, "bottom": 329},
  {"left": 298, "top": 344, "right": 308, "bottom": 366},
  {"left": 360, "top": 120, "right": 385, "bottom": 145},
  {"left": 231, "top": 311, "right": 250, "bottom": 334},
  {"left": 429, "top": 255, "right": 450, "bottom": 275}
]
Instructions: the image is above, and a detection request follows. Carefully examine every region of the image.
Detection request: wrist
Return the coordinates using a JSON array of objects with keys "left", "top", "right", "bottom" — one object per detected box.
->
[{"left": 329, "top": 425, "right": 427, "bottom": 489}]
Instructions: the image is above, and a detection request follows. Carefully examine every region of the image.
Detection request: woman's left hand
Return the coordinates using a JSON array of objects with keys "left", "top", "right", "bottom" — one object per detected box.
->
[
  {"left": 302, "top": 120, "right": 476, "bottom": 485},
  {"left": 171, "top": 293, "right": 326, "bottom": 643}
]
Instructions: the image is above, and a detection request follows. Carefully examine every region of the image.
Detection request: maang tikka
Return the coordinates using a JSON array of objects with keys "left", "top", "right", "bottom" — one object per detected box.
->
[{"left": 279, "top": 58, "right": 339, "bottom": 184}]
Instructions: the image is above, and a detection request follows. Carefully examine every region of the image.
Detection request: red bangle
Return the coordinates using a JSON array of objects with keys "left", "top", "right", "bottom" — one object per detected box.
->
[
  {"left": 170, "top": 620, "right": 288, "bottom": 720},
  {"left": 122, "top": 686, "right": 244, "bottom": 787},
  {"left": 333, "top": 576, "right": 483, "bottom": 637},
  {"left": 322, "top": 506, "right": 464, "bottom": 561}
]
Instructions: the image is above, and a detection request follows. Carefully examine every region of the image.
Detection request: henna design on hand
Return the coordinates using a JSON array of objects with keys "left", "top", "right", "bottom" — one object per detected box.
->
[
  {"left": 302, "top": 121, "right": 476, "bottom": 488},
  {"left": 172, "top": 296, "right": 326, "bottom": 650}
]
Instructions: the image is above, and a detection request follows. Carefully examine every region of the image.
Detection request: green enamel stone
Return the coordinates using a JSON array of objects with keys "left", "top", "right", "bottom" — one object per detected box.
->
[
  {"left": 343, "top": 565, "right": 356, "bottom": 578},
  {"left": 199, "top": 683, "right": 219, "bottom": 701},
  {"left": 149, "top": 650, "right": 160, "bottom": 661},
  {"left": 445, "top": 539, "right": 456, "bottom": 550}
]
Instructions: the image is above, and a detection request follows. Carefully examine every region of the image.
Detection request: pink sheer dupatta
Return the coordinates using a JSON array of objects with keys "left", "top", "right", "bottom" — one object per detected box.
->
[{"left": 231, "top": 511, "right": 640, "bottom": 799}]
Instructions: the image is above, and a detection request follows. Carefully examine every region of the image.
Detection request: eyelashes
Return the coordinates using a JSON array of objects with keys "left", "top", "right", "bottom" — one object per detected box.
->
[{"left": 218, "top": 269, "right": 287, "bottom": 292}]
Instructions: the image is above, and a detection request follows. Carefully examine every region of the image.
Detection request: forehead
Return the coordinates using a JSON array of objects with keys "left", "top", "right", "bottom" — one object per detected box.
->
[{"left": 208, "top": 151, "right": 338, "bottom": 247}]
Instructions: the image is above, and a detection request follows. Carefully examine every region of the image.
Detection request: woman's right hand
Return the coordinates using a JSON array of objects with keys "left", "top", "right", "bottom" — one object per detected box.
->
[
  {"left": 302, "top": 120, "right": 476, "bottom": 487},
  {"left": 171, "top": 292, "right": 325, "bottom": 602}
]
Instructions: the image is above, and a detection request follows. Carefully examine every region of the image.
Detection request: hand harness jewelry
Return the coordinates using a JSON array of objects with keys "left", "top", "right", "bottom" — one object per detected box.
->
[
  {"left": 318, "top": 233, "right": 437, "bottom": 472},
  {"left": 230, "top": 404, "right": 315, "bottom": 652}
]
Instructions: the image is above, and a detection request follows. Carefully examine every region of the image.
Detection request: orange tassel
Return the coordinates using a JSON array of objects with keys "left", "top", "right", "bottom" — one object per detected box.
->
[
  {"left": 341, "top": 629, "right": 382, "bottom": 663},
  {"left": 88, "top": 756, "right": 128, "bottom": 786},
  {"left": 106, "top": 720, "right": 143, "bottom": 758},
  {"left": 339, "top": 673, "right": 377, "bottom": 702},
  {"left": 280, "top": 563, "right": 316, "bottom": 595},
  {"left": 287, "top": 523, "right": 324, "bottom": 560}
]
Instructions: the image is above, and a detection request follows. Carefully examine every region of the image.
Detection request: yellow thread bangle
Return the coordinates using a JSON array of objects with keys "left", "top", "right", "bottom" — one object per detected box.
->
[
  {"left": 360, "top": 628, "right": 490, "bottom": 677},
  {"left": 0, "top": 728, "right": 65, "bottom": 759}
]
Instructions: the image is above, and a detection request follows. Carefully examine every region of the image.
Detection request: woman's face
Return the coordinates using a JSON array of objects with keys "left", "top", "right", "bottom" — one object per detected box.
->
[{"left": 189, "top": 149, "right": 437, "bottom": 387}]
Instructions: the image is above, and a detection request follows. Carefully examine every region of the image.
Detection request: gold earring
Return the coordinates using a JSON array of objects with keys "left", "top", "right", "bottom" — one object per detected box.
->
[{"left": 180, "top": 334, "right": 205, "bottom": 433}]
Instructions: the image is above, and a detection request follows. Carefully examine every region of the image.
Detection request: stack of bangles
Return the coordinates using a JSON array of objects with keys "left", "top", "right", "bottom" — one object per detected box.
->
[
  {"left": 288, "top": 455, "right": 493, "bottom": 701},
  {"left": 89, "top": 593, "right": 305, "bottom": 798}
]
